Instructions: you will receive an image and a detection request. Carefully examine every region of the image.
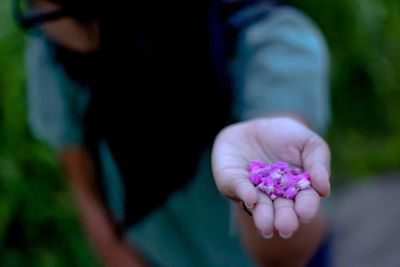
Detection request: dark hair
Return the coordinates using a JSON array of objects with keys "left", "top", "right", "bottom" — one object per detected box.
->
[
  {"left": 13, "top": 0, "right": 98, "bottom": 29},
  {"left": 48, "top": 0, "right": 99, "bottom": 20}
]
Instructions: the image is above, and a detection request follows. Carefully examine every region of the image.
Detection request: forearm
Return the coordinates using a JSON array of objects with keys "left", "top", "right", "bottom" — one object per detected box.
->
[{"left": 60, "top": 146, "right": 148, "bottom": 267}]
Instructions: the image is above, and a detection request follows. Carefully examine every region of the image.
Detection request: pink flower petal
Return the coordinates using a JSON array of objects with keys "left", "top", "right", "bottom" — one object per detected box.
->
[
  {"left": 284, "top": 186, "right": 298, "bottom": 199},
  {"left": 298, "top": 178, "right": 311, "bottom": 190},
  {"left": 270, "top": 169, "right": 284, "bottom": 179},
  {"left": 249, "top": 173, "right": 262, "bottom": 185},
  {"left": 280, "top": 173, "right": 298, "bottom": 189},
  {"left": 290, "top": 167, "right": 303, "bottom": 175},
  {"left": 248, "top": 160, "right": 267, "bottom": 172},
  {"left": 248, "top": 160, "right": 313, "bottom": 201},
  {"left": 273, "top": 186, "right": 284, "bottom": 197},
  {"left": 271, "top": 161, "right": 289, "bottom": 170}
]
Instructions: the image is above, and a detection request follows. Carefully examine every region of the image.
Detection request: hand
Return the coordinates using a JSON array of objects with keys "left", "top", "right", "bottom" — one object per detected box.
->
[{"left": 211, "top": 117, "right": 330, "bottom": 238}]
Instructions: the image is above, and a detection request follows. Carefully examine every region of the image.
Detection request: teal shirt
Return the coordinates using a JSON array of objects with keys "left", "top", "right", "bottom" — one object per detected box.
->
[
  {"left": 231, "top": 7, "right": 330, "bottom": 133},
  {"left": 25, "top": 6, "right": 330, "bottom": 267},
  {"left": 26, "top": 6, "right": 330, "bottom": 147}
]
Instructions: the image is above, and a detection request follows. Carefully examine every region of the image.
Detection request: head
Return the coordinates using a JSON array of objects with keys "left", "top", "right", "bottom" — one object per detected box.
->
[{"left": 15, "top": 0, "right": 100, "bottom": 53}]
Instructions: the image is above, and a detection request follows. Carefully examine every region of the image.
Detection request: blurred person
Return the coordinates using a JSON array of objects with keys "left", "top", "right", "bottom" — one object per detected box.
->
[{"left": 14, "top": 0, "right": 331, "bottom": 266}]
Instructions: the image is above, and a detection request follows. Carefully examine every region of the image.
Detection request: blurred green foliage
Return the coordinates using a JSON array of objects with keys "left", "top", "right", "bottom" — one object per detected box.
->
[
  {"left": 0, "top": 1, "right": 100, "bottom": 266},
  {"left": 289, "top": 0, "right": 400, "bottom": 181},
  {"left": 1, "top": 0, "right": 400, "bottom": 266}
]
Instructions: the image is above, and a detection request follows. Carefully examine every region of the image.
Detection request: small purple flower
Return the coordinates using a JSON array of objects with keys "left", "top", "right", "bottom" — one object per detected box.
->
[
  {"left": 269, "top": 168, "right": 284, "bottom": 179},
  {"left": 284, "top": 186, "right": 298, "bottom": 199},
  {"left": 298, "top": 178, "right": 311, "bottom": 190},
  {"left": 248, "top": 160, "right": 267, "bottom": 173},
  {"left": 297, "top": 172, "right": 311, "bottom": 180},
  {"left": 261, "top": 176, "right": 276, "bottom": 194},
  {"left": 259, "top": 165, "right": 273, "bottom": 176},
  {"left": 248, "top": 160, "right": 312, "bottom": 200},
  {"left": 273, "top": 185, "right": 284, "bottom": 197},
  {"left": 280, "top": 173, "right": 297, "bottom": 189},
  {"left": 271, "top": 161, "right": 289, "bottom": 170},
  {"left": 256, "top": 183, "right": 265, "bottom": 193},
  {"left": 290, "top": 167, "right": 303, "bottom": 175},
  {"left": 249, "top": 173, "right": 263, "bottom": 185}
]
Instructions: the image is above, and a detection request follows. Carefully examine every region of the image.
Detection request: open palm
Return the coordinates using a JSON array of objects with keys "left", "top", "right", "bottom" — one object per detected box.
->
[{"left": 212, "top": 117, "right": 330, "bottom": 237}]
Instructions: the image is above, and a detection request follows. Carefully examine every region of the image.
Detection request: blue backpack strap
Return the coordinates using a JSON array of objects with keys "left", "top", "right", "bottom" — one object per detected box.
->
[
  {"left": 208, "top": 0, "right": 280, "bottom": 94},
  {"left": 224, "top": 0, "right": 279, "bottom": 29}
]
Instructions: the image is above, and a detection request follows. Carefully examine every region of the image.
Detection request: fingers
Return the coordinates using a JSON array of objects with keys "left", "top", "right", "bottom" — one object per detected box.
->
[
  {"left": 310, "top": 163, "right": 331, "bottom": 197},
  {"left": 303, "top": 136, "right": 331, "bottom": 197},
  {"left": 211, "top": 134, "right": 259, "bottom": 207},
  {"left": 295, "top": 188, "right": 320, "bottom": 223},
  {"left": 213, "top": 164, "right": 259, "bottom": 207},
  {"left": 245, "top": 191, "right": 318, "bottom": 239},
  {"left": 252, "top": 193, "right": 274, "bottom": 237},
  {"left": 274, "top": 198, "right": 299, "bottom": 238},
  {"left": 233, "top": 179, "right": 259, "bottom": 208}
]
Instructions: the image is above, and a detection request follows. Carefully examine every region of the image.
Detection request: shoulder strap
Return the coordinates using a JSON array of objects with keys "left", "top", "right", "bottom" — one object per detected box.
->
[
  {"left": 208, "top": 0, "right": 280, "bottom": 93},
  {"left": 223, "top": 0, "right": 279, "bottom": 29}
]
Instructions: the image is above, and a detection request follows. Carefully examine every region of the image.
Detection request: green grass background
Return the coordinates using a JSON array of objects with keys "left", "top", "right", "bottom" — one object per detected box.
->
[{"left": 1, "top": 0, "right": 400, "bottom": 265}]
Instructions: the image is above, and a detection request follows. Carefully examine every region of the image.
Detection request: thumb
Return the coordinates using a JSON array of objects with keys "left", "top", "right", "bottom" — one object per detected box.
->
[
  {"left": 212, "top": 165, "right": 259, "bottom": 208},
  {"left": 211, "top": 142, "right": 259, "bottom": 207}
]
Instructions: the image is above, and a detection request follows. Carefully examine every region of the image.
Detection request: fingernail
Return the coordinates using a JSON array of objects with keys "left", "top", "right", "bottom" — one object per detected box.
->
[
  {"left": 279, "top": 232, "right": 293, "bottom": 239},
  {"left": 261, "top": 232, "right": 274, "bottom": 239}
]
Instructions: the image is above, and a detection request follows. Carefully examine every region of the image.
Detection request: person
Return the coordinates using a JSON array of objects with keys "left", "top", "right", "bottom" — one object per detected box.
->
[{"left": 16, "top": 0, "right": 331, "bottom": 266}]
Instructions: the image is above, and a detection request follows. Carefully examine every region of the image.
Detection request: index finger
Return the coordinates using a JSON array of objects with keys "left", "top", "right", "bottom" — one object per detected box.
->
[
  {"left": 302, "top": 135, "right": 331, "bottom": 197},
  {"left": 295, "top": 188, "right": 320, "bottom": 223},
  {"left": 214, "top": 166, "right": 259, "bottom": 208}
]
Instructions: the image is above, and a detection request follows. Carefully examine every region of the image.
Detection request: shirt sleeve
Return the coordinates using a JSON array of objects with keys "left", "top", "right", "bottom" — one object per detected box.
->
[
  {"left": 25, "top": 32, "right": 90, "bottom": 149},
  {"left": 231, "top": 6, "right": 331, "bottom": 134}
]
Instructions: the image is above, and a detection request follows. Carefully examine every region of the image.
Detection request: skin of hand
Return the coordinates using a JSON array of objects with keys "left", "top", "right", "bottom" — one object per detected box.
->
[{"left": 211, "top": 116, "right": 331, "bottom": 238}]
